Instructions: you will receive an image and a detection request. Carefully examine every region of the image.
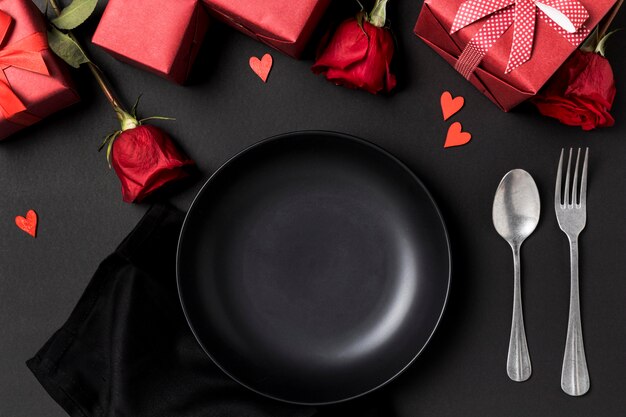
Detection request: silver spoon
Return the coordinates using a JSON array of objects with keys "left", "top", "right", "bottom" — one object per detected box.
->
[{"left": 493, "top": 169, "right": 540, "bottom": 382}]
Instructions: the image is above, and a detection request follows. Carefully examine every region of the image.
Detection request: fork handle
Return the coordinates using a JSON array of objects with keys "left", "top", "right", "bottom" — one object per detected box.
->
[
  {"left": 507, "top": 244, "right": 532, "bottom": 382},
  {"left": 561, "top": 236, "right": 590, "bottom": 396}
]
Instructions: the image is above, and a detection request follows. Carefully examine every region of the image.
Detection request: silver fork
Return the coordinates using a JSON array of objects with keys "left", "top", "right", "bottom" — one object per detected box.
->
[{"left": 555, "top": 148, "right": 590, "bottom": 396}]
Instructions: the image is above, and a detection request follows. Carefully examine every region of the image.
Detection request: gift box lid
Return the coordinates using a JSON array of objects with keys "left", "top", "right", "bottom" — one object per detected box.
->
[{"left": 92, "top": 0, "right": 208, "bottom": 84}]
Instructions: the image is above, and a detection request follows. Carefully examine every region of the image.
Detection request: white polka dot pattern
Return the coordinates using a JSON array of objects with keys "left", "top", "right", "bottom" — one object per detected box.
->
[
  {"left": 506, "top": 0, "right": 535, "bottom": 73},
  {"left": 537, "top": 0, "right": 589, "bottom": 28},
  {"left": 451, "top": 0, "right": 591, "bottom": 76},
  {"left": 469, "top": 7, "right": 515, "bottom": 55},
  {"left": 538, "top": 13, "right": 589, "bottom": 46},
  {"left": 451, "top": 0, "right": 515, "bottom": 33}
]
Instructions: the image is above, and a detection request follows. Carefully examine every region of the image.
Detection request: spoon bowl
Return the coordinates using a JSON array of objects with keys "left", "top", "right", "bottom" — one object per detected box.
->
[{"left": 493, "top": 170, "right": 541, "bottom": 246}]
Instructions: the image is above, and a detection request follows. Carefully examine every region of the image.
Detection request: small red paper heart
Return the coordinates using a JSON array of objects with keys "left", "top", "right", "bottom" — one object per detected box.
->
[
  {"left": 440, "top": 91, "right": 465, "bottom": 121},
  {"left": 249, "top": 53, "right": 273, "bottom": 82},
  {"left": 444, "top": 122, "right": 472, "bottom": 148},
  {"left": 15, "top": 209, "right": 37, "bottom": 237}
]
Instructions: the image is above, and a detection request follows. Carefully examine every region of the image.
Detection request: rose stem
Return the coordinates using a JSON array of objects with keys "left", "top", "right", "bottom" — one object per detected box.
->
[
  {"left": 47, "top": 0, "right": 129, "bottom": 116},
  {"left": 598, "top": 0, "right": 624, "bottom": 40}
]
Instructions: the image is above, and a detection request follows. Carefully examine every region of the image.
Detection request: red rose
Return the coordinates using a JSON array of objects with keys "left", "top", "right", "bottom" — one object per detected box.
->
[
  {"left": 532, "top": 50, "right": 616, "bottom": 130},
  {"left": 110, "top": 125, "right": 194, "bottom": 203},
  {"left": 312, "top": 1, "right": 396, "bottom": 94}
]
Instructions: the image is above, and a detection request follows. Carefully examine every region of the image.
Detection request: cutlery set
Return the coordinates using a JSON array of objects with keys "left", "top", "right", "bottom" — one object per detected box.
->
[{"left": 493, "top": 148, "right": 591, "bottom": 396}]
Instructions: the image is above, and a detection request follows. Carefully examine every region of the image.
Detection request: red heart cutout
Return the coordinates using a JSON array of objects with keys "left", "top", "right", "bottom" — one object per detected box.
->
[
  {"left": 15, "top": 209, "right": 37, "bottom": 237},
  {"left": 249, "top": 53, "right": 273, "bottom": 82},
  {"left": 440, "top": 91, "right": 465, "bottom": 121},
  {"left": 444, "top": 122, "right": 472, "bottom": 148}
]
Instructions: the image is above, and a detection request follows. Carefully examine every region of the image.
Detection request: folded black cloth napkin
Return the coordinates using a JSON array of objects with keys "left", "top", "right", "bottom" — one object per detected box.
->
[{"left": 27, "top": 204, "right": 394, "bottom": 417}]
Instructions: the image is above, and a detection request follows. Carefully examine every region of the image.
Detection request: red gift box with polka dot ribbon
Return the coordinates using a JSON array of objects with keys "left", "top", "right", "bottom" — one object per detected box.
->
[{"left": 414, "top": 0, "right": 618, "bottom": 111}]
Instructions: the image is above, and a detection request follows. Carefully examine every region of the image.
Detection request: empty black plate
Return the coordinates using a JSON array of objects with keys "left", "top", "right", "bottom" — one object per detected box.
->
[{"left": 177, "top": 131, "right": 451, "bottom": 404}]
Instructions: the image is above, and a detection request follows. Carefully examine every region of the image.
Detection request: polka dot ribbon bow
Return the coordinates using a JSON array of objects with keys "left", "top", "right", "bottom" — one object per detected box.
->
[
  {"left": 450, "top": 0, "right": 590, "bottom": 78},
  {"left": 0, "top": 10, "right": 49, "bottom": 124}
]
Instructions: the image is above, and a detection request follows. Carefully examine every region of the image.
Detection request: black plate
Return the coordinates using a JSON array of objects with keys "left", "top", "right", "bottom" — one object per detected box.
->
[{"left": 177, "top": 131, "right": 451, "bottom": 405}]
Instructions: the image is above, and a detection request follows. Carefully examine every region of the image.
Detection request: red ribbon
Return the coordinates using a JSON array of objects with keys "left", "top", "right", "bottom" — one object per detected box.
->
[
  {"left": 450, "top": 0, "right": 590, "bottom": 78},
  {"left": 0, "top": 10, "right": 50, "bottom": 125}
]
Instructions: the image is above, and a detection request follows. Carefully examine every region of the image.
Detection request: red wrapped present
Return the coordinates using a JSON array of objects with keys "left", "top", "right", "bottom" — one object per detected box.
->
[
  {"left": 92, "top": 0, "right": 209, "bottom": 84},
  {"left": 414, "top": 0, "right": 618, "bottom": 111},
  {"left": 201, "top": 0, "right": 330, "bottom": 58},
  {"left": 0, "top": 0, "right": 79, "bottom": 141}
]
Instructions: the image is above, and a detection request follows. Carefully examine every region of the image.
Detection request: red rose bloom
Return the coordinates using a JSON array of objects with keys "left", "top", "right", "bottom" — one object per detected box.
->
[
  {"left": 312, "top": 1, "right": 396, "bottom": 94},
  {"left": 532, "top": 50, "right": 616, "bottom": 130},
  {"left": 111, "top": 125, "right": 193, "bottom": 203}
]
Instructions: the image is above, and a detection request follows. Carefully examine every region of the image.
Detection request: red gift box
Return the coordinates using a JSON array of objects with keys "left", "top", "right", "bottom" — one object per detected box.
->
[
  {"left": 0, "top": 0, "right": 79, "bottom": 141},
  {"left": 414, "top": 0, "right": 617, "bottom": 111},
  {"left": 92, "top": 0, "right": 209, "bottom": 84},
  {"left": 201, "top": 0, "right": 330, "bottom": 58}
]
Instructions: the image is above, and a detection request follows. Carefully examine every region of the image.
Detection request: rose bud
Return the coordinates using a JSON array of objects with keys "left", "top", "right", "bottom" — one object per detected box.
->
[
  {"left": 312, "top": 0, "right": 396, "bottom": 94},
  {"left": 102, "top": 105, "right": 194, "bottom": 203},
  {"left": 532, "top": 47, "right": 616, "bottom": 131}
]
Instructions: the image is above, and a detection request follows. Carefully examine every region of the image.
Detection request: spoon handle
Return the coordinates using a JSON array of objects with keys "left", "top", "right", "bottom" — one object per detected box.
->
[{"left": 507, "top": 245, "right": 532, "bottom": 382}]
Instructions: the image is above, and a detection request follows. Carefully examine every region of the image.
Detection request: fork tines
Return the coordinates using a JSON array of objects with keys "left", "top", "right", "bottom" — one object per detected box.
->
[{"left": 555, "top": 148, "right": 589, "bottom": 208}]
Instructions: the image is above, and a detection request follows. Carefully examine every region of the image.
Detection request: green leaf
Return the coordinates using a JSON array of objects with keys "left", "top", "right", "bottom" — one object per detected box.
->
[
  {"left": 131, "top": 94, "right": 143, "bottom": 119},
  {"left": 356, "top": 11, "right": 367, "bottom": 36},
  {"left": 99, "top": 131, "right": 118, "bottom": 151},
  {"left": 367, "top": 0, "right": 388, "bottom": 27},
  {"left": 51, "top": 0, "right": 98, "bottom": 30},
  {"left": 106, "top": 131, "right": 120, "bottom": 167},
  {"left": 47, "top": 26, "right": 90, "bottom": 68},
  {"left": 595, "top": 28, "right": 622, "bottom": 57},
  {"left": 138, "top": 116, "right": 175, "bottom": 124}
]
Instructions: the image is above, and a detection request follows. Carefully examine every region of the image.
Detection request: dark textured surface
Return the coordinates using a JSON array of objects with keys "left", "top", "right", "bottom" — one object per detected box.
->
[{"left": 1, "top": 1, "right": 626, "bottom": 416}]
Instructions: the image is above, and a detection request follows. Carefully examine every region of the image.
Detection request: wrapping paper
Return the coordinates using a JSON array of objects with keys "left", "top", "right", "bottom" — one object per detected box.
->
[
  {"left": 0, "top": 0, "right": 79, "bottom": 141},
  {"left": 201, "top": 0, "right": 330, "bottom": 58},
  {"left": 414, "top": 0, "right": 617, "bottom": 111},
  {"left": 92, "top": 0, "right": 209, "bottom": 84}
]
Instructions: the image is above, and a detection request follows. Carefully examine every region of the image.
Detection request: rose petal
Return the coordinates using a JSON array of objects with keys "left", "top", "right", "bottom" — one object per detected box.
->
[
  {"left": 312, "top": 19, "right": 369, "bottom": 72},
  {"left": 111, "top": 125, "right": 194, "bottom": 203},
  {"left": 565, "top": 52, "right": 616, "bottom": 107},
  {"left": 312, "top": 19, "right": 396, "bottom": 94},
  {"left": 532, "top": 50, "right": 616, "bottom": 130}
]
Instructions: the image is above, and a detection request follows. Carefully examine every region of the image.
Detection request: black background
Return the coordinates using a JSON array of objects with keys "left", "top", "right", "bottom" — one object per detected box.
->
[{"left": 2, "top": 0, "right": 626, "bottom": 416}]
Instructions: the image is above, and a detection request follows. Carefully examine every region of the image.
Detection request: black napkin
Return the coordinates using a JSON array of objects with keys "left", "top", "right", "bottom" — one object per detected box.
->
[{"left": 27, "top": 204, "right": 395, "bottom": 417}]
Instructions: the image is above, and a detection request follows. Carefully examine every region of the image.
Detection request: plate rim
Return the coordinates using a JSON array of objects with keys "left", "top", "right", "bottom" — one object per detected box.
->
[{"left": 176, "top": 130, "right": 452, "bottom": 405}]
